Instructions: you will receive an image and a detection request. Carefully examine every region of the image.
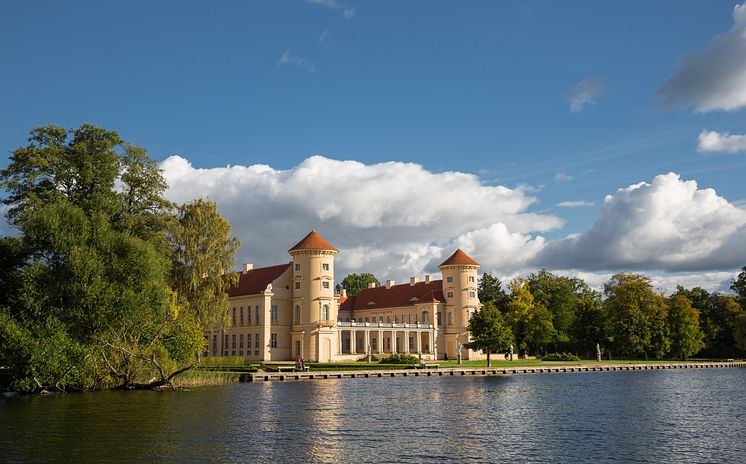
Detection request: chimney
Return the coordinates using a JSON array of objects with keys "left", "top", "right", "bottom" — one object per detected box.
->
[
  {"left": 368, "top": 282, "right": 377, "bottom": 288},
  {"left": 410, "top": 276, "right": 418, "bottom": 286},
  {"left": 341, "top": 288, "right": 348, "bottom": 298},
  {"left": 243, "top": 263, "right": 253, "bottom": 273},
  {"left": 424, "top": 274, "right": 431, "bottom": 283},
  {"left": 386, "top": 280, "right": 395, "bottom": 289}
]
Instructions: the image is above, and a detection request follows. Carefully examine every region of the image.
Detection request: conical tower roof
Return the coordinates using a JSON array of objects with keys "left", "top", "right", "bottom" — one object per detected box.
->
[
  {"left": 438, "top": 248, "right": 479, "bottom": 268},
  {"left": 288, "top": 230, "right": 338, "bottom": 253}
]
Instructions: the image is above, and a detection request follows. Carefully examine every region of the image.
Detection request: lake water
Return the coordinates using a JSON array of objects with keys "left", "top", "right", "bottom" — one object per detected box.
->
[{"left": 2, "top": 368, "right": 745, "bottom": 463}]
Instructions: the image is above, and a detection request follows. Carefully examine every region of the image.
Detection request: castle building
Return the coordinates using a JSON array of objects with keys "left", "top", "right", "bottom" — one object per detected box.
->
[{"left": 204, "top": 230, "right": 484, "bottom": 362}]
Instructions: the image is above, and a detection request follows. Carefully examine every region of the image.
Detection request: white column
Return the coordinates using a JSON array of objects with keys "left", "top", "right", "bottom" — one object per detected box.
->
[
  {"left": 392, "top": 330, "right": 397, "bottom": 353},
  {"left": 364, "top": 330, "right": 370, "bottom": 354},
  {"left": 350, "top": 330, "right": 356, "bottom": 354},
  {"left": 404, "top": 331, "right": 410, "bottom": 353},
  {"left": 338, "top": 329, "right": 343, "bottom": 354},
  {"left": 416, "top": 330, "right": 422, "bottom": 354},
  {"left": 378, "top": 330, "right": 384, "bottom": 353}
]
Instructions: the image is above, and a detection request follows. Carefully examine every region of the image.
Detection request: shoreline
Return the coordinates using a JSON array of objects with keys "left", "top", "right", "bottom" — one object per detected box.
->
[{"left": 244, "top": 361, "right": 746, "bottom": 382}]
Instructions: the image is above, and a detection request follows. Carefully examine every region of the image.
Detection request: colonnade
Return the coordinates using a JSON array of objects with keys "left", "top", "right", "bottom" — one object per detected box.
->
[{"left": 337, "top": 323, "right": 436, "bottom": 356}]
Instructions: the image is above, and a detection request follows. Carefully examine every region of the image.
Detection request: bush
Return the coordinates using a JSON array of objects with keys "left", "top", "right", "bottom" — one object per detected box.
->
[
  {"left": 542, "top": 352, "right": 581, "bottom": 361},
  {"left": 379, "top": 353, "right": 420, "bottom": 364}
]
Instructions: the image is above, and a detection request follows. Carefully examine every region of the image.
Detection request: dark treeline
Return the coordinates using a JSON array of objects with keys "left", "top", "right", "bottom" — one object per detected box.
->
[{"left": 478, "top": 270, "right": 746, "bottom": 360}]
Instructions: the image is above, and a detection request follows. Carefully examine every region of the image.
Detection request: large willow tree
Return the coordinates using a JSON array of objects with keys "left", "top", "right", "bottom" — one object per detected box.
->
[{"left": 0, "top": 124, "right": 238, "bottom": 392}]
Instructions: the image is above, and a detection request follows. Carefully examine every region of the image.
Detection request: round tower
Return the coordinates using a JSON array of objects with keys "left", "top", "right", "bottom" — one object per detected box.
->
[
  {"left": 438, "top": 249, "right": 480, "bottom": 360},
  {"left": 288, "top": 230, "right": 338, "bottom": 362}
]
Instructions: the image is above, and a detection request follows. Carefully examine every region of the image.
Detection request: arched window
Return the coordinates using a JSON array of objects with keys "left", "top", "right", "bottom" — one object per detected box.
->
[
  {"left": 421, "top": 311, "right": 429, "bottom": 323},
  {"left": 295, "top": 305, "right": 301, "bottom": 324},
  {"left": 321, "top": 304, "right": 329, "bottom": 321}
]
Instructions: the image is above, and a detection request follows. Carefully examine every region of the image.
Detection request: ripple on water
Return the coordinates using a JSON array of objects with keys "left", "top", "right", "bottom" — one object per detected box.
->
[{"left": 1, "top": 368, "right": 745, "bottom": 463}]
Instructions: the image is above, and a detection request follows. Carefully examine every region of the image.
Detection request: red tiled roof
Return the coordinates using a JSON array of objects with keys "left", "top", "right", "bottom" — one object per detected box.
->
[
  {"left": 288, "top": 230, "right": 338, "bottom": 252},
  {"left": 227, "top": 263, "right": 291, "bottom": 297},
  {"left": 340, "top": 280, "right": 444, "bottom": 311},
  {"left": 439, "top": 249, "right": 479, "bottom": 267}
]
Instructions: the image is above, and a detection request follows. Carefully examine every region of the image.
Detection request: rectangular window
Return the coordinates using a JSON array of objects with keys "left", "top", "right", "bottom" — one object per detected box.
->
[
  {"left": 468, "top": 276, "right": 475, "bottom": 283},
  {"left": 255, "top": 306, "right": 260, "bottom": 324},
  {"left": 295, "top": 306, "right": 301, "bottom": 324},
  {"left": 469, "top": 291, "right": 476, "bottom": 298},
  {"left": 438, "top": 312, "right": 443, "bottom": 327},
  {"left": 447, "top": 276, "right": 453, "bottom": 283},
  {"left": 271, "top": 305, "right": 278, "bottom": 324},
  {"left": 448, "top": 312, "right": 453, "bottom": 325},
  {"left": 379, "top": 316, "right": 383, "bottom": 323},
  {"left": 247, "top": 307, "right": 251, "bottom": 325},
  {"left": 240, "top": 307, "right": 244, "bottom": 326},
  {"left": 372, "top": 338, "right": 377, "bottom": 350},
  {"left": 270, "top": 333, "right": 278, "bottom": 348},
  {"left": 246, "top": 334, "right": 252, "bottom": 351},
  {"left": 409, "top": 337, "right": 414, "bottom": 350},
  {"left": 364, "top": 317, "right": 369, "bottom": 323},
  {"left": 295, "top": 263, "right": 301, "bottom": 272},
  {"left": 239, "top": 334, "right": 244, "bottom": 349},
  {"left": 322, "top": 281, "right": 330, "bottom": 289},
  {"left": 322, "top": 263, "right": 329, "bottom": 271},
  {"left": 447, "top": 291, "right": 454, "bottom": 298},
  {"left": 224, "top": 335, "right": 229, "bottom": 356},
  {"left": 295, "top": 281, "right": 301, "bottom": 289},
  {"left": 212, "top": 334, "right": 217, "bottom": 352},
  {"left": 232, "top": 334, "right": 236, "bottom": 349},
  {"left": 387, "top": 316, "right": 391, "bottom": 323},
  {"left": 232, "top": 308, "right": 236, "bottom": 326},
  {"left": 255, "top": 334, "right": 260, "bottom": 349}
]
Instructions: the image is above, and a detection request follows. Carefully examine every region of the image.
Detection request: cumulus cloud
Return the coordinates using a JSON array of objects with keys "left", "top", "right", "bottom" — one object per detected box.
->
[
  {"left": 306, "top": 0, "right": 355, "bottom": 19},
  {"left": 568, "top": 78, "right": 604, "bottom": 113},
  {"left": 698, "top": 129, "right": 746, "bottom": 153},
  {"left": 656, "top": 2, "right": 746, "bottom": 112},
  {"left": 557, "top": 200, "right": 595, "bottom": 208},
  {"left": 557, "top": 270, "right": 738, "bottom": 295},
  {"left": 161, "top": 155, "right": 563, "bottom": 281},
  {"left": 537, "top": 172, "right": 746, "bottom": 272},
  {"left": 277, "top": 50, "right": 316, "bottom": 72}
]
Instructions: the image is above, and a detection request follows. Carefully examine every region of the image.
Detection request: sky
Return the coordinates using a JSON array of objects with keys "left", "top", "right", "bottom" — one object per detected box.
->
[{"left": 2, "top": 0, "right": 746, "bottom": 293}]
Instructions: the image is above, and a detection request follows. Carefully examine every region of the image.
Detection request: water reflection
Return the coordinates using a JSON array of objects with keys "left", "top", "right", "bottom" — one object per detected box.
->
[{"left": 2, "top": 369, "right": 746, "bottom": 463}]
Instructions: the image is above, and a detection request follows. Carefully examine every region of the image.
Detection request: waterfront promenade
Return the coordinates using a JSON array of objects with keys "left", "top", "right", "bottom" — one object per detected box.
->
[{"left": 247, "top": 361, "right": 746, "bottom": 382}]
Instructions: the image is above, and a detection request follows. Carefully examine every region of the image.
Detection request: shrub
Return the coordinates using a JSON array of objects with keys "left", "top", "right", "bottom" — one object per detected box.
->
[
  {"left": 542, "top": 352, "right": 581, "bottom": 361},
  {"left": 379, "top": 353, "right": 419, "bottom": 364}
]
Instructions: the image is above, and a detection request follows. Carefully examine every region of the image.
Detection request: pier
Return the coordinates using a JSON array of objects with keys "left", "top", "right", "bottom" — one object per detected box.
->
[{"left": 245, "top": 361, "right": 746, "bottom": 382}]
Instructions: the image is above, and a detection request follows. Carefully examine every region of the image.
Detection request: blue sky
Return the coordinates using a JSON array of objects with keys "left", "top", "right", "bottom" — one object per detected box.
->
[{"left": 2, "top": 1, "right": 746, "bottom": 291}]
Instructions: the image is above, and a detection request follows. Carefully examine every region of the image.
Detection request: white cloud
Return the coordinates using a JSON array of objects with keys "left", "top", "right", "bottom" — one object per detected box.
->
[
  {"left": 319, "top": 29, "right": 330, "bottom": 44},
  {"left": 568, "top": 78, "right": 604, "bottom": 113},
  {"left": 0, "top": 204, "right": 14, "bottom": 237},
  {"left": 306, "top": 0, "right": 355, "bottom": 19},
  {"left": 556, "top": 270, "right": 737, "bottom": 296},
  {"left": 697, "top": 129, "right": 746, "bottom": 153},
  {"left": 537, "top": 172, "right": 746, "bottom": 272},
  {"left": 556, "top": 200, "right": 595, "bottom": 208},
  {"left": 276, "top": 49, "right": 316, "bottom": 72},
  {"left": 657, "top": 2, "right": 746, "bottom": 112},
  {"left": 554, "top": 172, "right": 574, "bottom": 182},
  {"left": 161, "top": 155, "right": 563, "bottom": 281}
]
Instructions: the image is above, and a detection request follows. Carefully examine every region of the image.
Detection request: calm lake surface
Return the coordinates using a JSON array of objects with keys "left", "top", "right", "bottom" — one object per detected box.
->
[{"left": 2, "top": 368, "right": 745, "bottom": 463}]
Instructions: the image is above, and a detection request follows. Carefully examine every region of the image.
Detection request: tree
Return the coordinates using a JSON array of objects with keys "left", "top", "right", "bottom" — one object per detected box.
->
[
  {"left": 603, "top": 273, "right": 669, "bottom": 359},
  {"left": 338, "top": 273, "right": 380, "bottom": 295},
  {"left": 526, "top": 270, "right": 584, "bottom": 348},
  {"left": 731, "top": 266, "right": 746, "bottom": 307},
  {"left": 570, "top": 289, "right": 606, "bottom": 356},
  {"left": 667, "top": 295, "right": 705, "bottom": 360},
  {"left": 505, "top": 278, "right": 556, "bottom": 356},
  {"left": 477, "top": 273, "right": 510, "bottom": 310},
  {"left": 0, "top": 124, "right": 238, "bottom": 392},
  {"left": 465, "top": 302, "right": 513, "bottom": 367}
]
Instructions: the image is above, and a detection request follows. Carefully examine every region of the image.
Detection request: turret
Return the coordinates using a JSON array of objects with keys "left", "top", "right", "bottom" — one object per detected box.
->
[
  {"left": 438, "top": 249, "right": 480, "bottom": 359},
  {"left": 288, "top": 230, "right": 338, "bottom": 325}
]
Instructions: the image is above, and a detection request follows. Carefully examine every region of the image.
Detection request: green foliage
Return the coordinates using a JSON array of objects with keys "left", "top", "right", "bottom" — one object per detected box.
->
[
  {"left": 465, "top": 301, "right": 513, "bottom": 366},
  {"left": 338, "top": 273, "right": 380, "bottom": 295},
  {"left": 477, "top": 273, "right": 509, "bottom": 310},
  {"left": 570, "top": 289, "right": 605, "bottom": 355},
  {"left": 506, "top": 278, "right": 556, "bottom": 355},
  {"left": 732, "top": 266, "right": 746, "bottom": 306},
  {"left": 527, "top": 270, "right": 583, "bottom": 343},
  {"left": 604, "top": 273, "right": 670, "bottom": 359},
  {"left": 542, "top": 352, "right": 581, "bottom": 361},
  {"left": 0, "top": 124, "right": 238, "bottom": 392},
  {"left": 667, "top": 295, "right": 705, "bottom": 360},
  {"left": 379, "top": 353, "right": 419, "bottom": 364}
]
